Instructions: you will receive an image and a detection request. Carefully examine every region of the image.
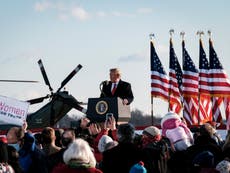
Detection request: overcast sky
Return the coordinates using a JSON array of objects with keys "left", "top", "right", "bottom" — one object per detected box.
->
[{"left": 0, "top": 0, "right": 230, "bottom": 117}]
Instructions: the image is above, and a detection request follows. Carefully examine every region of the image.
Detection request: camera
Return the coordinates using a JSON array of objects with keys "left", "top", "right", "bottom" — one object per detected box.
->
[{"left": 106, "top": 113, "right": 113, "bottom": 121}]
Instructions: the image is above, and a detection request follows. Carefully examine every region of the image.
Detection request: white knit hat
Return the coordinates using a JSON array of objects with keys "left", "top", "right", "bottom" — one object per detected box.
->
[
  {"left": 143, "top": 126, "right": 160, "bottom": 137},
  {"left": 161, "top": 111, "right": 181, "bottom": 127},
  {"left": 98, "top": 135, "right": 113, "bottom": 153}
]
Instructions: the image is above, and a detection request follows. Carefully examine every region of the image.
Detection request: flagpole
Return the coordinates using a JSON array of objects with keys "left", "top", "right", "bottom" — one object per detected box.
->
[
  {"left": 208, "top": 30, "right": 213, "bottom": 56},
  {"left": 149, "top": 33, "right": 155, "bottom": 125},
  {"left": 207, "top": 30, "right": 216, "bottom": 124},
  {"left": 168, "top": 29, "right": 174, "bottom": 112},
  {"left": 180, "top": 31, "right": 185, "bottom": 121},
  {"left": 197, "top": 30, "right": 204, "bottom": 125},
  {"left": 207, "top": 30, "right": 212, "bottom": 41}
]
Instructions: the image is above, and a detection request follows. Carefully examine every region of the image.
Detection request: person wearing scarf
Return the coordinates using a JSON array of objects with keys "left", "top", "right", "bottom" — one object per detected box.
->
[{"left": 161, "top": 111, "right": 194, "bottom": 151}]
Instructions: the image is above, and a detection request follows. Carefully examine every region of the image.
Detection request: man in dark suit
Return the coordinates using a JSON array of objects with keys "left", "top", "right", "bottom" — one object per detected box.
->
[{"left": 100, "top": 68, "right": 134, "bottom": 105}]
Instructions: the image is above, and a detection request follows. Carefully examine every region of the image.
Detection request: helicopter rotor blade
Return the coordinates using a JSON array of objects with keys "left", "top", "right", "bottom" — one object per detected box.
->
[
  {"left": 26, "top": 95, "right": 50, "bottom": 105},
  {"left": 57, "top": 64, "right": 82, "bottom": 92},
  {"left": 58, "top": 92, "right": 87, "bottom": 114},
  {"left": 0, "top": 80, "right": 38, "bottom": 83},
  {"left": 38, "top": 59, "right": 53, "bottom": 93}
]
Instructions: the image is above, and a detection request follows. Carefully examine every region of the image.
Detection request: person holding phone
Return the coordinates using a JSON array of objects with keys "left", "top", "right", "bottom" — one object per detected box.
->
[
  {"left": 100, "top": 68, "right": 134, "bottom": 105},
  {"left": 106, "top": 113, "right": 113, "bottom": 122}
]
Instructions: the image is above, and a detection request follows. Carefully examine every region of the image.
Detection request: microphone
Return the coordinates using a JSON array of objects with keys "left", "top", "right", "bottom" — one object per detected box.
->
[
  {"left": 100, "top": 80, "right": 108, "bottom": 97},
  {"left": 100, "top": 80, "right": 109, "bottom": 86}
]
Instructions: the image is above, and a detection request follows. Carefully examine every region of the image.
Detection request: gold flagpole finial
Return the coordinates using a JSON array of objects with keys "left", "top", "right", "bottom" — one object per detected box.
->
[
  {"left": 207, "top": 30, "right": 212, "bottom": 38},
  {"left": 196, "top": 30, "right": 204, "bottom": 38},
  {"left": 180, "top": 31, "right": 185, "bottom": 40},
  {"left": 169, "top": 29, "right": 174, "bottom": 38},
  {"left": 207, "top": 30, "right": 213, "bottom": 45},
  {"left": 149, "top": 33, "right": 155, "bottom": 40}
]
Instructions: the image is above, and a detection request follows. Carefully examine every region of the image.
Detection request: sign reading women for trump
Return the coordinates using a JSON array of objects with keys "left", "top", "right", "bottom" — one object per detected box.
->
[{"left": 0, "top": 95, "right": 29, "bottom": 126}]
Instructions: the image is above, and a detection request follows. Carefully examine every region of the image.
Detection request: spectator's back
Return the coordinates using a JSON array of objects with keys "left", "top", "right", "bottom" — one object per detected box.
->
[{"left": 101, "top": 123, "right": 142, "bottom": 173}]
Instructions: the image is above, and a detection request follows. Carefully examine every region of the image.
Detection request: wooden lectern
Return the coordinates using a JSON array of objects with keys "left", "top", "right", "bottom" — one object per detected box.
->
[{"left": 86, "top": 97, "right": 131, "bottom": 123}]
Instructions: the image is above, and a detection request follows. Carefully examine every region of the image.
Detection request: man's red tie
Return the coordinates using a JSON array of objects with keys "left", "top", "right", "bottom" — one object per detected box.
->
[{"left": 111, "top": 83, "right": 117, "bottom": 95}]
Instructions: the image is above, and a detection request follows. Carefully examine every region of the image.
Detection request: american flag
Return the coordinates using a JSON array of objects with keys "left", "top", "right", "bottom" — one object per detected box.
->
[
  {"left": 199, "top": 39, "right": 213, "bottom": 123},
  {"left": 150, "top": 40, "right": 169, "bottom": 100},
  {"left": 169, "top": 38, "right": 182, "bottom": 114},
  {"left": 182, "top": 40, "right": 199, "bottom": 125},
  {"left": 209, "top": 38, "right": 230, "bottom": 127},
  {"left": 209, "top": 38, "right": 230, "bottom": 96}
]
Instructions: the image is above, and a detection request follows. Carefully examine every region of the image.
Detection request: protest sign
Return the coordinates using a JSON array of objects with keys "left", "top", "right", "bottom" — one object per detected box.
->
[{"left": 0, "top": 95, "right": 29, "bottom": 126}]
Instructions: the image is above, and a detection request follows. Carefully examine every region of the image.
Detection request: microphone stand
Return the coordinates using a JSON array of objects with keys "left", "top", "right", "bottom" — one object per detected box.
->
[{"left": 100, "top": 81, "right": 107, "bottom": 97}]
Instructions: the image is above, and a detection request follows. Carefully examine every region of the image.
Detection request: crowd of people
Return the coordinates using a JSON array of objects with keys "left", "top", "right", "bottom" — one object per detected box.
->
[
  {"left": 0, "top": 111, "right": 230, "bottom": 173},
  {"left": 1, "top": 68, "right": 230, "bottom": 173}
]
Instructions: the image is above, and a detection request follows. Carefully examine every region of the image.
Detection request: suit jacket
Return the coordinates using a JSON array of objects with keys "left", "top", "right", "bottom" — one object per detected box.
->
[{"left": 100, "top": 80, "right": 134, "bottom": 104}]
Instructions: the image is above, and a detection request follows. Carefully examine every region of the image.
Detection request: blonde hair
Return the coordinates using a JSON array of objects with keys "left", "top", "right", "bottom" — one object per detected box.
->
[{"left": 63, "top": 138, "right": 96, "bottom": 167}]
